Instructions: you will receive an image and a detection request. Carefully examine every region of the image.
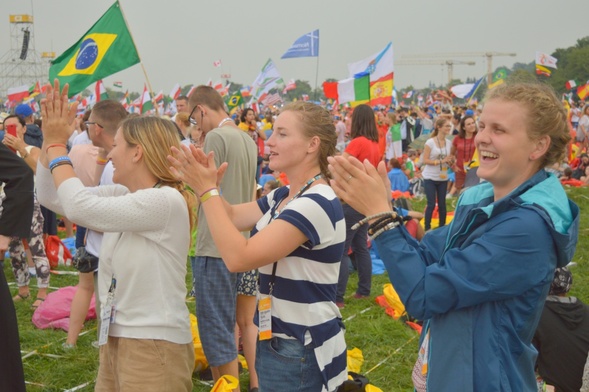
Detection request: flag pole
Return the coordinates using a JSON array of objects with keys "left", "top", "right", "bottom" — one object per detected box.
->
[
  {"left": 117, "top": 0, "right": 159, "bottom": 116},
  {"left": 314, "top": 55, "right": 320, "bottom": 102}
]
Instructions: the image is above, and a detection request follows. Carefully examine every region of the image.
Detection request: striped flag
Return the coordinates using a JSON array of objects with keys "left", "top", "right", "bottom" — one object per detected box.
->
[
  {"left": 577, "top": 83, "right": 589, "bottom": 100},
  {"left": 153, "top": 90, "right": 164, "bottom": 102},
  {"left": 169, "top": 83, "right": 181, "bottom": 100},
  {"left": 140, "top": 85, "right": 153, "bottom": 113},
  {"left": 565, "top": 80, "right": 577, "bottom": 90},
  {"left": 262, "top": 93, "right": 282, "bottom": 107},
  {"left": 113, "top": 81, "right": 123, "bottom": 88},
  {"left": 213, "top": 59, "right": 222, "bottom": 68},
  {"left": 240, "top": 86, "right": 251, "bottom": 97},
  {"left": 95, "top": 80, "right": 108, "bottom": 102}
]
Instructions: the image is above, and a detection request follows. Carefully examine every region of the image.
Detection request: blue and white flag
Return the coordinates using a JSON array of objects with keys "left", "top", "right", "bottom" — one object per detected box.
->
[
  {"left": 281, "top": 29, "right": 319, "bottom": 59},
  {"left": 450, "top": 77, "right": 484, "bottom": 99}
]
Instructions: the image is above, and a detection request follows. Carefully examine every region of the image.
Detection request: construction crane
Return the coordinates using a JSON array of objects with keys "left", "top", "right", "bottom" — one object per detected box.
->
[
  {"left": 401, "top": 52, "right": 517, "bottom": 85},
  {"left": 396, "top": 59, "right": 476, "bottom": 85}
]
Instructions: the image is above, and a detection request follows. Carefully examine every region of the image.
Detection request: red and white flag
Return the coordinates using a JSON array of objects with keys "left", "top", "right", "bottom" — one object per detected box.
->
[
  {"left": 282, "top": 79, "right": 296, "bottom": 94},
  {"left": 153, "top": 90, "right": 164, "bottom": 102},
  {"left": 169, "top": 83, "right": 181, "bottom": 100},
  {"left": 7, "top": 85, "right": 29, "bottom": 102},
  {"left": 213, "top": 59, "right": 222, "bottom": 68},
  {"left": 213, "top": 80, "right": 223, "bottom": 91},
  {"left": 187, "top": 85, "right": 197, "bottom": 98}
]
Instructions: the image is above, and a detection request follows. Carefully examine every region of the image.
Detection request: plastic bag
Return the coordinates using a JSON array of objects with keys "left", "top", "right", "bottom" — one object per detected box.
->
[
  {"left": 190, "top": 314, "right": 208, "bottom": 372},
  {"left": 32, "top": 286, "right": 96, "bottom": 331},
  {"left": 45, "top": 235, "right": 73, "bottom": 268},
  {"left": 210, "top": 375, "right": 238, "bottom": 392}
]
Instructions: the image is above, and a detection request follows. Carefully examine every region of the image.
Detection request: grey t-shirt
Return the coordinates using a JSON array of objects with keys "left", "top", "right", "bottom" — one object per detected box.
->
[{"left": 196, "top": 125, "right": 258, "bottom": 257}]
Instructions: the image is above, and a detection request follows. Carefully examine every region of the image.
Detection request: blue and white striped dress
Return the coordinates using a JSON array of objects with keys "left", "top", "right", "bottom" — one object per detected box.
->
[{"left": 253, "top": 184, "right": 348, "bottom": 392}]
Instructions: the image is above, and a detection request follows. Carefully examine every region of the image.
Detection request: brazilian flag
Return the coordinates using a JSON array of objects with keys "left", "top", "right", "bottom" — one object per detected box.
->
[
  {"left": 488, "top": 68, "right": 508, "bottom": 90},
  {"left": 226, "top": 91, "right": 244, "bottom": 110},
  {"left": 49, "top": 1, "right": 140, "bottom": 97}
]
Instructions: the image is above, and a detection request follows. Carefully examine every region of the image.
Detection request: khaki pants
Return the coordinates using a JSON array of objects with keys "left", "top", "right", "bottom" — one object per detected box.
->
[{"left": 95, "top": 337, "right": 194, "bottom": 392}]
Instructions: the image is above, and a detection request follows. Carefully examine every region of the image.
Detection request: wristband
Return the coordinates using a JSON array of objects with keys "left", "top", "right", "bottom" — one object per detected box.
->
[
  {"left": 199, "top": 187, "right": 217, "bottom": 198},
  {"left": 49, "top": 156, "right": 72, "bottom": 172},
  {"left": 46, "top": 143, "right": 67, "bottom": 154},
  {"left": 200, "top": 189, "right": 220, "bottom": 203},
  {"left": 50, "top": 160, "right": 73, "bottom": 173},
  {"left": 96, "top": 157, "right": 108, "bottom": 165}
]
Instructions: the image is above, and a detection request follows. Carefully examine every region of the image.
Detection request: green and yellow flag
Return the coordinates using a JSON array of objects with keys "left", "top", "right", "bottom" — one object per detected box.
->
[
  {"left": 49, "top": 1, "right": 140, "bottom": 96},
  {"left": 488, "top": 68, "right": 508, "bottom": 90},
  {"left": 226, "top": 91, "right": 244, "bottom": 110}
]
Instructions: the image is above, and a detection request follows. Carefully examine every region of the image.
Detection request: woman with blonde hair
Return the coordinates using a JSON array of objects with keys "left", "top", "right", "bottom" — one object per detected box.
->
[
  {"left": 170, "top": 101, "right": 347, "bottom": 391},
  {"left": 37, "top": 81, "right": 196, "bottom": 391}
]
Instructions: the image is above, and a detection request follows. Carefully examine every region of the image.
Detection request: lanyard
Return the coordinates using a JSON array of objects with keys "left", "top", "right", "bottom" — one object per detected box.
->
[
  {"left": 463, "top": 137, "right": 473, "bottom": 164},
  {"left": 266, "top": 173, "right": 322, "bottom": 295}
]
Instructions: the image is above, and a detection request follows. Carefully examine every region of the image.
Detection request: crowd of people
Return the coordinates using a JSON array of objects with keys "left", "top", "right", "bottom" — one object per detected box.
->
[{"left": 0, "top": 79, "right": 587, "bottom": 391}]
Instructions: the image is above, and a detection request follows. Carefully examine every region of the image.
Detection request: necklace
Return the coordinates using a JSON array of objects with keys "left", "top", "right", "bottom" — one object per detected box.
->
[
  {"left": 218, "top": 117, "right": 234, "bottom": 128},
  {"left": 272, "top": 173, "right": 322, "bottom": 219}
]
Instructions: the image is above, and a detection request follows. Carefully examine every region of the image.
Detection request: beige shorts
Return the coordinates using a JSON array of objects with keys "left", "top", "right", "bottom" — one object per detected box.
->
[{"left": 95, "top": 336, "right": 194, "bottom": 392}]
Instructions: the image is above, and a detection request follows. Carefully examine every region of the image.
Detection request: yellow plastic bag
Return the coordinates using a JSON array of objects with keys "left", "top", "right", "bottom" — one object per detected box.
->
[
  {"left": 347, "top": 347, "right": 364, "bottom": 374},
  {"left": 189, "top": 314, "right": 208, "bottom": 372},
  {"left": 383, "top": 283, "right": 406, "bottom": 320},
  {"left": 210, "top": 375, "right": 239, "bottom": 392}
]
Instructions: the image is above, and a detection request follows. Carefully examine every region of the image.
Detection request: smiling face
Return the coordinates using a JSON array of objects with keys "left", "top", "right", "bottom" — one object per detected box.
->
[
  {"left": 266, "top": 110, "right": 312, "bottom": 174},
  {"left": 475, "top": 99, "right": 545, "bottom": 200},
  {"left": 107, "top": 128, "right": 137, "bottom": 186},
  {"left": 463, "top": 117, "right": 477, "bottom": 136}
]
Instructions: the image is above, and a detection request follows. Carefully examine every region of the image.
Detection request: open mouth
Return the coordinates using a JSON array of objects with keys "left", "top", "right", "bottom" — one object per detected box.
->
[{"left": 479, "top": 150, "right": 498, "bottom": 161}]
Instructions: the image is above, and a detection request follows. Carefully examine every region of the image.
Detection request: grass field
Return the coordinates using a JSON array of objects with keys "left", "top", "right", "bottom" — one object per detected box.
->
[{"left": 6, "top": 186, "right": 588, "bottom": 391}]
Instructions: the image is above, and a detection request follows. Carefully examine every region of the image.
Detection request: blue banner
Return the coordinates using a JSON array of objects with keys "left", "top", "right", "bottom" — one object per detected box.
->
[{"left": 281, "top": 29, "right": 319, "bottom": 59}]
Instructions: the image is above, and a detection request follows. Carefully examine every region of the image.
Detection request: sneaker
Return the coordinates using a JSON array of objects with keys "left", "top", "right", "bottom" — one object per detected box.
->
[
  {"left": 91, "top": 341, "right": 100, "bottom": 348},
  {"left": 353, "top": 293, "right": 370, "bottom": 299},
  {"left": 62, "top": 342, "right": 75, "bottom": 350}
]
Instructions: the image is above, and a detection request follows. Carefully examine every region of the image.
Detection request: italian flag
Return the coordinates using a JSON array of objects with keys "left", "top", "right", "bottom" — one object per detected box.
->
[
  {"left": 140, "top": 85, "right": 153, "bottom": 113},
  {"left": 95, "top": 80, "right": 109, "bottom": 102},
  {"left": 322, "top": 74, "right": 370, "bottom": 107}
]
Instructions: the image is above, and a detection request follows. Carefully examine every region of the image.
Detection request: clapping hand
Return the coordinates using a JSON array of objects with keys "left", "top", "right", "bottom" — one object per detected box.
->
[
  {"left": 168, "top": 144, "right": 228, "bottom": 195},
  {"left": 40, "top": 79, "right": 78, "bottom": 145}
]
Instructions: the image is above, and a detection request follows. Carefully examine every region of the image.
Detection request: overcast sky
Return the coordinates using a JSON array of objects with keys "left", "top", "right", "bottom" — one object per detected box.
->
[{"left": 2, "top": 0, "right": 589, "bottom": 94}]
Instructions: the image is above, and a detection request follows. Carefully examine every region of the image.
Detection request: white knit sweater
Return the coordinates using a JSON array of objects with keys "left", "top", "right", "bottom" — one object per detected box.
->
[{"left": 36, "top": 163, "right": 192, "bottom": 344}]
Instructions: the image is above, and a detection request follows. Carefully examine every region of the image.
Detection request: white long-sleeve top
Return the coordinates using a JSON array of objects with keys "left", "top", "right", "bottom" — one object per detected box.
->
[{"left": 36, "top": 163, "right": 192, "bottom": 344}]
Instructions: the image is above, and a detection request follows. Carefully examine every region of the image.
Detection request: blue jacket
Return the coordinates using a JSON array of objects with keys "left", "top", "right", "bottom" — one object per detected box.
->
[
  {"left": 375, "top": 170, "right": 579, "bottom": 391},
  {"left": 388, "top": 168, "right": 410, "bottom": 193}
]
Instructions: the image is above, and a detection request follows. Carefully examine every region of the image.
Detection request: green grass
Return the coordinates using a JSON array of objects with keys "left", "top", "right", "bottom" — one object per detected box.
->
[{"left": 6, "top": 186, "right": 588, "bottom": 391}]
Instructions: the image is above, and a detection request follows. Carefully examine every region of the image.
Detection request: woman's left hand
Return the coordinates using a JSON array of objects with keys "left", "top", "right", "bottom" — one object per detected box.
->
[
  {"left": 40, "top": 79, "right": 78, "bottom": 145},
  {"left": 168, "top": 144, "right": 227, "bottom": 195}
]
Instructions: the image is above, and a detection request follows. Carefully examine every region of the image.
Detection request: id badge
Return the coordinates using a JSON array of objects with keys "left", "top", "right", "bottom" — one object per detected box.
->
[
  {"left": 439, "top": 167, "right": 448, "bottom": 180},
  {"left": 98, "top": 296, "right": 114, "bottom": 346},
  {"left": 258, "top": 295, "right": 272, "bottom": 340},
  {"left": 98, "top": 278, "right": 117, "bottom": 346}
]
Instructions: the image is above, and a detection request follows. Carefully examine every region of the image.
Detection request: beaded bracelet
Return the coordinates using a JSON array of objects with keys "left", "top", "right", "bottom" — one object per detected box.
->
[
  {"left": 352, "top": 210, "right": 397, "bottom": 230},
  {"left": 370, "top": 221, "right": 402, "bottom": 240},
  {"left": 50, "top": 160, "right": 73, "bottom": 173}
]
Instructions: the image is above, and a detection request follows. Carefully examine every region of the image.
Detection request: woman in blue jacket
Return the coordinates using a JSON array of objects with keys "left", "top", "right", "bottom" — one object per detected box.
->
[{"left": 328, "top": 83, "right": 579, "bottom": 391}]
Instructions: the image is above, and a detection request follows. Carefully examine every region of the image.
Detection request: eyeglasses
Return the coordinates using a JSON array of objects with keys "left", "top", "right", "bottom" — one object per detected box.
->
[
  {"left": 188, "top": 106, "right": 199, "bottom": 126},
  {"left": 84, "top": 121, "right": 103, "bottom": 128}
]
